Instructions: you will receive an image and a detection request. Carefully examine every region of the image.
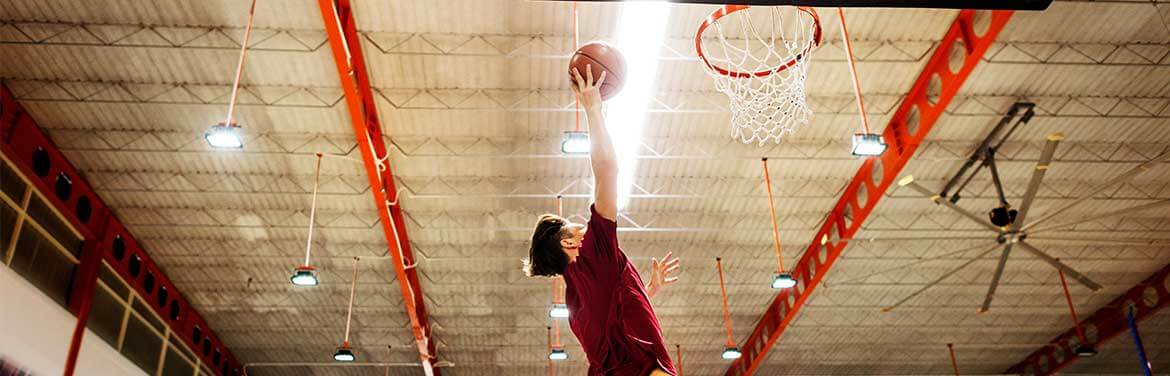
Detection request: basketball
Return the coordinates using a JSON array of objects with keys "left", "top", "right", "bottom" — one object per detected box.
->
[{"left": 568, "top": 41, "right": 627, "bottom": 100}]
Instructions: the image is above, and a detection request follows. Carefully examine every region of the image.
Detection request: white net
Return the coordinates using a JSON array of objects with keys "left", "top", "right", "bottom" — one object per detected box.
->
[{"left": 698, "top": 6, "right": 821, "bottom": 145}]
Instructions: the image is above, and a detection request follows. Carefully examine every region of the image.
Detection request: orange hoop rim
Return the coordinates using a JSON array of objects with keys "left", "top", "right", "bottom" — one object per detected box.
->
[{"left": 695, "top": 5, "right": 823, "bottom": 79}]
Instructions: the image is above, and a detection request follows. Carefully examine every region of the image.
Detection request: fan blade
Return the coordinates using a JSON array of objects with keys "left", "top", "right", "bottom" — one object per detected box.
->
[
  {"left": 1024, "top": 147, "right": 1170, "bottom": 231},
  {"left": 898, "top": 176, "right": 1001, "bottom": 233},
  {"left": 1016, "top": 241, "right": 1103, "bottom": 291},
  {"left": 979, "top": 243, "right": 1014, "bottom": 313},
  {"left": 1014, "top": 134, "right": 1061, "bottom": 226},
  {"left": 881, "top": 245, "right": 1001, "bottom": 312},
  {"left": 1030, "top": 199, "right": 1170, "bottom": 234},
  {"left": 828, "top": 242, "right": 995, "bottom": 286}
]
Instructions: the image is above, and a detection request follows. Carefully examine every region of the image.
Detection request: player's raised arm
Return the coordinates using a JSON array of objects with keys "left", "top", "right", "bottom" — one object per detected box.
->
[{"left": 572, "top": 66, "right": 617, "bottom": 221}]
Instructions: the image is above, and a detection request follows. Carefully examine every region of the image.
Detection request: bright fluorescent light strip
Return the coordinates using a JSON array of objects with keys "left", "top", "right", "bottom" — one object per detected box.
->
[{"left": 607, "top": 1, "right": 671, "bottom": 209}]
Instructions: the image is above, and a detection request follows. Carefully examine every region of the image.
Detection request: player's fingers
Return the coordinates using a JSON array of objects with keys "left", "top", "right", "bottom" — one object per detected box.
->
[
  {"left": 665, "top": 258, "right": 680, "bottom": 268},
  {"left": 664, "top": 264, "right": 680, "bottom": 274},
  {"left": 585, "top": 64, "right": 594, "bottom": 86},
  {"left": 664, "top": 276, "right": 679, "bottom": 284},
  {"left": 663, "top": 251, "right": 673, "bottom": 260},
  {"left": 596, "top": 70, "right": 607, "bottom": 88},
  {"left": 571, "top": 68, "right": 585, "bottom": 91}
]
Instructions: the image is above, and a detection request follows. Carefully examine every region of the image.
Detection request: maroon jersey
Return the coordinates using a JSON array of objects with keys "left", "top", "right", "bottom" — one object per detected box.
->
[{"left": 563, "top": 205, "right": 676, "bottom": 376}]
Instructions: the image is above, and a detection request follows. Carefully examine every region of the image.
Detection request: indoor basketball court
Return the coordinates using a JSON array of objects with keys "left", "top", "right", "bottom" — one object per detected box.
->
[{"left": 0, "top": 0, "right": 1168, "bottom": 375}]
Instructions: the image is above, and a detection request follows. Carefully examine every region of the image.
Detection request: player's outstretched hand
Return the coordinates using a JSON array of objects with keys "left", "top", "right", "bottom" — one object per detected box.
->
[
  {"left": 647, "top": 251, "right": 680, "bottom": 299},
  {"left": 571, "top": 64, "right": 606, "bottom": 112}
]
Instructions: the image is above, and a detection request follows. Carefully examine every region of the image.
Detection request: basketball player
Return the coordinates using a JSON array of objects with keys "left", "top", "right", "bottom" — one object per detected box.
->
[{"left": 524, "top": 65, "right": 680, "bottom": 376}]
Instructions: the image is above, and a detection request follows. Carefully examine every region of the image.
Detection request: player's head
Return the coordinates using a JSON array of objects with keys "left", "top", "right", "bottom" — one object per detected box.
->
[{"left": 524, "top": 214, "right": 585, "bottom": 277}]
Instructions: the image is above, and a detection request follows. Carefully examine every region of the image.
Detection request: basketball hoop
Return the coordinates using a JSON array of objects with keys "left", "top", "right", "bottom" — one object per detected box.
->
[{"left": 696, "top": 5, "right": 822, "bottom": 145}]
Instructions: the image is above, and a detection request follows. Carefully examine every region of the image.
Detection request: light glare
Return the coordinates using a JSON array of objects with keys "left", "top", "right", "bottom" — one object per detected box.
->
[
  {"left": 607, "top": 1, "right": 671, "bottom": 209},
  {"left": 771, "top": 273, "right": 797, "bottom": 289},
  {"left": 549, "top": 348, "right": 568, "bottom": 360},
  {"left": 721, "top": 347, "right": 742, "bottom": 360}
]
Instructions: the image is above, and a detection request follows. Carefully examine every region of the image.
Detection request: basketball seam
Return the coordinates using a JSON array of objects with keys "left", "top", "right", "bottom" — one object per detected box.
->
[{"left": 571, "top": 53, "right": 619, "bottom": 83}]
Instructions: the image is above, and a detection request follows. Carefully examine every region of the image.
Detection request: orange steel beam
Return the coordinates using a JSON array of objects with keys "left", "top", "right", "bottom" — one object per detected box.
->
[
  {"left": 1005, "top": 263, "right": 1170, "bottom": 375},
  {"left": 315, "top": 1, "right": 438, "bottom": 374},
  {"left": 724, "top": 10, "right": 1014, "bottom": 375}
]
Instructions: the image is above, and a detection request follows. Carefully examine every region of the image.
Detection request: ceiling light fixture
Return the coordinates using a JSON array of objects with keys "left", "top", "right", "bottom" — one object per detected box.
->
[
  {"left": 721, "top": 346, "right": 742, "bottom": 360},
  {"left": 333, "top": 346, "right": 356, "bottom": 362},
  {"left": 838, "top": 9, "right": 885, "bottom": 157},
  {"left": 762, "top": 158, "right": 794, "bottom": 290},
  {"left": 608, "top": 0, "right": 671, "bottom": 209},
  {"left": 291, "top": 153, "right": 324, "bottom": 286},
  {"left": 851, "top": 133, "right": 887, "bottom": 157},
  {"left": 549, "top": 303, "right": 569, "bottom": 319},
  {"left": 205, "top": 123, "right": 244, "bottom": 149},
  {"left": 548, "top": 347, "right": 568, "bottom": 361},
  {"left": 207, "top": 0, "right": 257, "bottom": 149},
  {"left": 715, "top": 258, "right": 741, "bottom": 361},
  {"left": 333, "top": 257, "right": 360, "bottom": 362},
  {"left": 561, "top": 131, "right": 590, "bottom": 155}
]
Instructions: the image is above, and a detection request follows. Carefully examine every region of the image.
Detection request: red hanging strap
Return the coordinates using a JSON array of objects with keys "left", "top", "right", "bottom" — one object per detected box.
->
[
  {"left": 947, "top": 343, "right": 960, "bottom": 376},
  {"left": 1058, "top": 266, "right": 1087, "bottom": 343},
  {"left": 837, "top": 8, "right": 870, "bottom": 134},
  {"left": 573, "top": 2, "right": 582, "bottom": 132},
  {"left": 716, "top": 258, "right": 736, "bottom": 347},
  {"left": 762, "top": 158, "right": 785, "bottom": 273}
]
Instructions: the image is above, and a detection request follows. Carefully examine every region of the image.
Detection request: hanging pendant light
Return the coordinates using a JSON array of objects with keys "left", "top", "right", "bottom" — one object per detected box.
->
[
  {"left": 715, "top": 258, "right": 742, "bottom": 360},
  {"left": 762, "top": 158, "right": 794, "bottom": 290},
  {"left": 207, "top": 0, "right": 257, "bottom": 149},
  {"left": 291, "top": 153, "right": 324, "bottom": 286},
  {"left": 838, "top": 8, "right": 885, "bottom": 157},
  {"left": 333, "top": 257, "right": 360, "bottom": 362}
]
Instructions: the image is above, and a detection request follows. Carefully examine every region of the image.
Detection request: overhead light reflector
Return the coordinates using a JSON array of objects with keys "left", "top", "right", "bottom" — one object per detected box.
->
[
  {"left": 851, "top": 133, "right": 886, "bottom": 156},
  {"left": 549, "top": 303, "right": 570, "bottom": 319},
  {"left": 333, "top": 346, "right": 355, "bottom": 362},
  {"left": 561, "top": 131, "right": 590, "bottom": 155},
  {"left": 721, "top": 346, "right": 742, "bottom": 360},
  {"left": 549, "top": 347, "right": 568, "bottom": 361},
  {"left": 290, "top": 265, "right": 319, "bottom": 286},
  {"left": 205, "top": 122, "right": 244, "bottom": 149},
  {"left": 771, "top": 272, "right": 797, "bottom": 289}
]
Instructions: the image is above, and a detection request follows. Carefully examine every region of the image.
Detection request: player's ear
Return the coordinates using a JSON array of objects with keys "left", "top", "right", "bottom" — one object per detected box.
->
[{"left": 560, "top": 238, "right": 574, "bottom": 249}]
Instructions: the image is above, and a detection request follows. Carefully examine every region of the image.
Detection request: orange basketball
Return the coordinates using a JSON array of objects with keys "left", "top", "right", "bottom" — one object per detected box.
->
[{"left": 568, "top": 41, "right": 627, "bottom": 101}]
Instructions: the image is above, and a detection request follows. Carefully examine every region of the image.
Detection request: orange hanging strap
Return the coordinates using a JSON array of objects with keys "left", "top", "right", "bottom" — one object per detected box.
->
[
  {"left": 573, "top": 2, "right": 582, "bottom": 132},
  {"left": 837, "top": 8, "right": 870, "bottom": 134},
  {"left": 762, "top": 158, "right": 785, "bottom": 273},
  {"left": 716, "top": 258, "right": 735, "bottom": 347},
  {"left": 676, "top": 344, "right": 683, "bottom": 376},
  {"left": 1058, "top": 267, "right": 1087, "bottom": 343},
  {"left": 546, "top": 326, "right": 553, "bottom": 376},
  {"left": 947, "top": 343, "right": 960, "bottom": 376}
]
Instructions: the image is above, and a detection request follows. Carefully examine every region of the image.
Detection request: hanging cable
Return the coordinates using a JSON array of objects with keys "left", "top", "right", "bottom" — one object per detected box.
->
[
  {"left": 305, "top": 153, "right": 323, "bottom": 266},
  {"left": 716, "top": 258, "right": 736, "bottom": 348},
  {"left": 947, "top": 343, "right": 960, "bottom": 376},
  {"left": 223, "top": 0, "right": 258, "bottom": 130},
  {"left": 343, "top": 257, "right": 359, "bottom": 346},
  {"left": 837, "top": 8, "right": 868, "bottom": 134},
  {"left": 762, "top": 158, "right": 787, "bottom": 276},
  {"left": 546, "top": 326, "right": 553, "bottom": 376},
  {"left": 1057, "top": 267, "right": 1088, "bottom": 346},
  {"left": 676, "top": 344, "right": 683, "bottom": 376},
  {"left": 573, "top": 1, "right": 581, "bottom": 132},
  {"left": 1126, "top": 306, "right": 1152, "bottom": 376}
]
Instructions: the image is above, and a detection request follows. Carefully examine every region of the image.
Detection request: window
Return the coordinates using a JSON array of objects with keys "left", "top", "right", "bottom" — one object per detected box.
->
[
  {"left": 90, "top": 261, "right": 214, "bottom": 375},
  {"left": 169, "top": 300, "right": 180, "bottom": 321},
  {"left": 157, "top": 286, "right": 168, "bottom": 308},
  {"left": 2, "top": 157, "right": 81, "bottom": 310},
  {"left": 143, "top": 271, "right": 155, "bottom": 294}
]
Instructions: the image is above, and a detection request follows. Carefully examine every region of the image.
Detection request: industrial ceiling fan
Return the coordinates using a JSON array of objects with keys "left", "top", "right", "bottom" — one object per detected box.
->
[{"left": 882, "top": 103, "right": 1170, "bottom": 312}]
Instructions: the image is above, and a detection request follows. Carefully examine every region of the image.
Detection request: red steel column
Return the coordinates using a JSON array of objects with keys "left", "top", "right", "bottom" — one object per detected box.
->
[
  {"left": 1005, "top": 264, "right": 1170, "bottom": 375},
  {"left": 315, "top": 1, "right": 439, "bottom": 374},
  {"left": 724, "top": 10, "right": 1015, "bottom": 375}
]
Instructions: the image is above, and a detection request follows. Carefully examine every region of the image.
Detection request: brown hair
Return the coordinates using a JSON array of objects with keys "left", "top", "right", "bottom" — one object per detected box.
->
[{"left": 523, "top": 214, "right": 571, "bottom": 277}]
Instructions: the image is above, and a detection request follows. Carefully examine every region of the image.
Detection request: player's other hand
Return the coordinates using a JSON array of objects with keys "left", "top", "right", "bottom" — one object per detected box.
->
[
  {"left": 647, "top": 251, "right": 680, "bottom": 298},
  {"left": 571, "top": 64, "right": 606, "bottom": 112}
]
